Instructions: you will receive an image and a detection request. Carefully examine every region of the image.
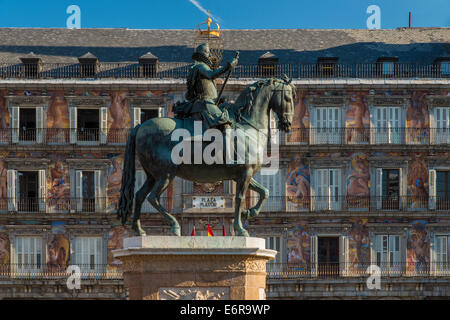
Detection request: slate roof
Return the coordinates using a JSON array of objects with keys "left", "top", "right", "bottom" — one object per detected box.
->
[{"left": 0, "top": 27, "right": 448, "bottom": 65}]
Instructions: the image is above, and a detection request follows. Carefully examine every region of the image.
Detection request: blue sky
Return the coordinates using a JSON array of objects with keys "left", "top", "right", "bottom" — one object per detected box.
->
[{"left": 0, "top": 0, "right": 448, "bottom": 29}]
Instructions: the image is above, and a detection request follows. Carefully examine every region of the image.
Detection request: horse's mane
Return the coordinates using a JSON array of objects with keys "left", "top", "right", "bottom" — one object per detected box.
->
[{"left": 228, "top": 77, "right": 296, "bottom": 121}]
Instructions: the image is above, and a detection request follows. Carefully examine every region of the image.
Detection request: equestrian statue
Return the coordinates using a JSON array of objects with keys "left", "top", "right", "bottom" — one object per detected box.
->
[{"left": 117, "top": 43, "right": 296, "bottom": 237}]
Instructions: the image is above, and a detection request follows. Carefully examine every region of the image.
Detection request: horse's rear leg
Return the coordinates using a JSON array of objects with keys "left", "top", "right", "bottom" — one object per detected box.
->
[
  {"left": 241, "top": 178, "right": 268, "bottom": 221},
  {"left": 132, "top": 177, "right": 155, "bottom": 236},
  {"left": 148, "top": 176, "right": 180, "bottom": 236}
]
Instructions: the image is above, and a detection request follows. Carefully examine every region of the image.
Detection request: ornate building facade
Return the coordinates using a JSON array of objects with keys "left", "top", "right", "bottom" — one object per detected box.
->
[{"left": 0, "top": 27, "right": 449, "bottom": 299}]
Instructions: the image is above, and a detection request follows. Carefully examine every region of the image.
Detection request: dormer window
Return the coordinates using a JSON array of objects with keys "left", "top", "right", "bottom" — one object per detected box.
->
[
  {"left": 258, "top": 52, "right": 278, "bottom": 77},
  {"left": 434, "top": 58, "right": 450, "bottom": 76},
  {"left": 376, "top": 57, "right": 398, "bottom": 76},
  {"left": 20, "top": 52, "right": 41, "bottom": 78},
  {"left": 139, "top": 52, "right": 159, "bottom": 78},
  {"left": 78, "top": 52, "right": 99, "bottom": 77},
  {"left": 317, "top": 57, "right": 338, "bottom": 77}
]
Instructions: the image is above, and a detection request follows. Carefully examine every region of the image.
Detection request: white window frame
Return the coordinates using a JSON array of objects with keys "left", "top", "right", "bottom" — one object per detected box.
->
[
  {"left": 14, "top": 236, "right": 43, "bottom": 275},
  {"left": 70, "top": 107, "right": 108, "bottom": 145},
  {"left": 265, "top": 236, "right": 284, "bottom": 273},
  {"left": 132, "top": 106, "right": 165, "bottom": 127},
  {"left": 72, "top": 236, "right": 103, "bottom": 274},
  {"left": 310, "top": 106, "right": 342, "bottom": 144},
  {"left": 312, "top": 168, "right": 342, "bottom": 211},
  {"left": 372, "top": 106, "right": 402, "bottom": 144},
  {"left": 432, "top": 106, "right": 450, "bottom": 144},
  {"left": 372, "top": 234, "right": 402, "bottom": 276},
  {"left": 9, "top": 106, "right": 45, "bottom": 144},
  {"left": 74, "top": 170, "right": 104, "bottom": 213},
  {"left": 432, "top": 234, "right": 450, "bottom": 276}
]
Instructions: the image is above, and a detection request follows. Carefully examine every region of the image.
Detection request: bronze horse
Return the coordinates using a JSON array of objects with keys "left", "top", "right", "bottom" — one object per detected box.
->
[{"left": 117, "top": 77, "right": 295, "bottom": 236}]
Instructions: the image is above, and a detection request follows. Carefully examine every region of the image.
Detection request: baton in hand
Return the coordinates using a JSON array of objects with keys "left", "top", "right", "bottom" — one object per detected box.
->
[{"left": 216, "top": 51, "right": 239, "bottom": 105}]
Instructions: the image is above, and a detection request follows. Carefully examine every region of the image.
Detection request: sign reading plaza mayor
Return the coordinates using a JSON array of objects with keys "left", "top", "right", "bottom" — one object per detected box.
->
[{"left": 192, "top": 196, "right": 225, "bottom": 209}]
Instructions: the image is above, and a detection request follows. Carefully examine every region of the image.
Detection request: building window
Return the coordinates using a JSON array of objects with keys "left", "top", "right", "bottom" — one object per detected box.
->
[
  {"left": 69, "top": 107, "right": 107, "bottom": 144},
  {"left": 74, "top": 170, "right": 104, "bottom": 213},
  {"left": 372, "top": 106, "right": 402, "bottom": 144},
  {"left": 433, "top": 107, "right": 450, "bottom": 144},
  {"left": 72, "top": 236, "right": 102, "bottom": 273},
  {"left": 14, "top": 236, "right": 42, "bottom": 274},
  {"left": 436, "top": 171, "right": 450, "bottom": 210},
  {"left": 132, "top": 107, "right": 163, "bottom": 127},
  {"left": 376, "top": 57, "right": 398, "bottom": 76},
  {"left": 317, "top": 57, "right": 338, "bottom": 77},
  {"left": 313, "top": 168, "right": 342, "bottom": 211},
  {"left": 317, "top": 237, "right": 340, "bottom": 277},
  {"left": 374, "top": 234, "right": 401, "bottom": 275},
  {"left": 382, "top": 169, "right": 400, "bottom": 209},
  {"left": 440, "top": 61, "right": 450, "bottom": 75},
  {"left": 435, "top": 235, "right": 449, "bottom": 274},
  {"left": 10, "top": 106, "right": 44, "bottom": 143},
  {"left": 311, "top": 107, "right": 342, "bottom": 144},
  {"left": 266, "top": 236, "right": 283, "bottom": 272},
  {"left": 7, "top": 169, "right": 46, "bottom": 212}
]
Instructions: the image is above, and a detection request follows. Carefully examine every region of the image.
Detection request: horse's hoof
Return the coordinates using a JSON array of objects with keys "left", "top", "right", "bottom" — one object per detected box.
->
[
  {"left": 172, "top": 224, "right": 181, "bottom": 236},
  {"left": 237, "top": 229, "right": 249, "bottom": 237}
]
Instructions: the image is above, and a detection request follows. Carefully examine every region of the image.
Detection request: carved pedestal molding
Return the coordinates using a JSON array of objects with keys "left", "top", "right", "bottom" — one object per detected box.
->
[{"left": 113, "top": 236, "right": 276, "bottom": 300}]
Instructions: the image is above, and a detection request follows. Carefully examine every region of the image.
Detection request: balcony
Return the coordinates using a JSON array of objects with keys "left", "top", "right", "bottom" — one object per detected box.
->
[
  {"left": 267, "top": 262, "right": 450, "bottom": 279},
  {"left": 0, "top": 263, "right": 122, "bottom": 280},
  {"left": 0, "top": 62, "right": 448, "bottom": 79}
]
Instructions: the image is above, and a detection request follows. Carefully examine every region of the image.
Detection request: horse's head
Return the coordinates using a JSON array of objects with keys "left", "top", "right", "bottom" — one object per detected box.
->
[{"left": 269, "top": 75, "right": 296, "bottom": 132}]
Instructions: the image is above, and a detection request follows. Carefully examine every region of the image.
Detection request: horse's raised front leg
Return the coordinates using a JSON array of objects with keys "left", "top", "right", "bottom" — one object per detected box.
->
[
  {"left": 132, "top": 177, "right": 154, "bottom": 236},
  {"left": 234, "top": 173, "right": 252, "bottom": 237},
  {"left": 241, "top": 178, "right": 269, "bottom": 221},
  {"left": 147, "top": 175, "right": 180, "bottom": 236}
]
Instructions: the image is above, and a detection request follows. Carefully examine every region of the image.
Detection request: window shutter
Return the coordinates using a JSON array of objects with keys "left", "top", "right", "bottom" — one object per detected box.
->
[
  {"left": 69, "top": 107, "right": 77, "bottom": 144},
  {"left": 10, "top": 106, "right": 19, "bottom": 143},
  {"left": 133, "top": 107, "right": 141, "bottom": 127},
  {"left": 7, "top": 169, "right": 17, "bottom": 212},
  {"left": 340, "top": 235, "right": 348, "bottom": 276},
  {"left": 100, "top": 107, "right": 108, "bottom": 144},
  {"left": 429, "top": 169, "right": 436, "bottom": 210},
  {"left": 75, "top": 170, "right": 83, "bottom": 212},
  {"left": 158, "top": 106, "right": 164, "bottom": 118},
  {"left": 310, "top": 235, "right": 318, "bottom": 277},
  {"left": 309, "top": 106, "right": 316, "bottom": 144},
  {"left": 38, "top": 169, "right": 46, "bottom": 212},
  {"left": 94, "top": 170, "right": 102, "bottom": 212},
  {"left": 389, "top": 235, "right": 401, "bottom": 273},
  {"left": 96, "top": 237, "right": 102, "bottom": 270},
  {"left": 35, "top": 106, "right": 44, "bottom": 143},
  {"left": 376, "top": 168, "right": 383, "bottom": 209}
]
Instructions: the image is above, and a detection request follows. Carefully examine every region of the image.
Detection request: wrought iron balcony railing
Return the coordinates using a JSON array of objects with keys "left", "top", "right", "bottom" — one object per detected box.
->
[
  {"left": 0, "top": 128, "right": 448, "bottom": 146},
  {"left": 0, "top": 62, "right": 449, "bottom": 79},
  {"left": 266, "top": 262, "right": 450, "bottom": 279},
  {"left": 0, "top": 263, "right": 123, "bottom": 280},
  {"left": 0, "top": 196, "right": 447, "bottom": 214}
]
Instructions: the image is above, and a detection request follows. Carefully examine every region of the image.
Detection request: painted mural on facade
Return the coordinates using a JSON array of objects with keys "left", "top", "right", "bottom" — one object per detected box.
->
[
  {"left": 286, "top": 90, "right": 308, "bottom": 143},
  {"left": 406, "top": 220, "right": 430, "bottom": 274},
  {"left": 106, "top": 154, "right": 124, "bottom": 213},
  {"left": 46, "top": 222, "right": 69, "bottom": 270},
  {"left": 47, "top": 91, "right": 70, "bottom": 143},
  {"left": 407, "top": 153, "right": 428, "bottom": 209},
  {"left": 348, "top": 219, "right": 370, "bottom": 273},
  {"left": 0, "top": 155, "right": 7, "bottom": 210},
  {"left": 346, "top": 92, "right": 369, "bottom": 144},
  {"left": 287, "top": 222, "right": 310, "bottom": 268},
  {"left": 47, "top": 154, "right": 71, "bottom": 212},
  {"left": 286, "top": 154, "right": 310, "bottom": 210},
  {"left": 0, "top": 227, "right": 10, "bottom": 266},
  {"left": 407, "top": 91, "right": 429, "bottom": 144},
  {"left": 107, "top": 224, "right": 129, "bottom": 271},
  {"left": 346, "top": 153, "right": 370, "bottom": 209}
]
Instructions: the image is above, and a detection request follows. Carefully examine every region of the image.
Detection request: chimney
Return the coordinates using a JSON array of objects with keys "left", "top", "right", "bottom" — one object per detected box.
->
[{"left": 409, "top": 12, "right": 411, "bottom": 28}]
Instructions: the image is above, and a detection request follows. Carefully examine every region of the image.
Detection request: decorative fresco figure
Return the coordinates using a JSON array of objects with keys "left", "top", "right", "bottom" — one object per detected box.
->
[
  {"left": 346, "top": 93, "right": 369, "bottom": 144},
  {"left": 407, "top": 91, "right": 428, "bottom": 144},
  {"left": 46, "top": 233, "right": 70, "bottom": 273},
  {"left": 0, "top": 158, "right": 7, "bottom": 210},
  {"left": 108, "top": 91, "right": 130, "bottom": 143},
  {"left": 0, "top": 231, "right": 10, "bottom": 270},
  {"left": 286, "top": 90, "right": 307, "bottom": 143},
  {"left": 286, "top": 154, "right": 310, "bottom": 209},
  {"left": 346, "top": 153, "right": 370, "bottom": 209},
  {"left": 348, "top": 219, "right": 370, "bottom": 273},
  {"left": 0, "top": 92, "right": 8, "bottom": 144},
  {"left": 287, "top": 224, "right": 310, "bottom": 270},
  {"left": 47, "top": 92, "right": 69, "bottom": 143},
  {"left": 107, "top": 155, "right": 124, "bottom": 212},
  {"left": 48, "top": 160, "right": 70, "bottom": 211},
  {"left": 407, "top": 154, "right": 428, "bottom": 209},
  {"left": 407, "top": 221, "right": 429, "bottom": 273},
  {"left": 107, "top": 225, "right": 129, "bottom": 271}
]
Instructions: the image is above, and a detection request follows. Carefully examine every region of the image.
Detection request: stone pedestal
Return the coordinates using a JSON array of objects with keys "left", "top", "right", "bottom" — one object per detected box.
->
[{"left": 113, "top": 236, "right": 276, "bottom": 300}]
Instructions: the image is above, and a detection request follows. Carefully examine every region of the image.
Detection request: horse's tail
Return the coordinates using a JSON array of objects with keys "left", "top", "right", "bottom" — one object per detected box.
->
[{"left": 117, "top": 124, "right": 141, "bottom": 225}]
